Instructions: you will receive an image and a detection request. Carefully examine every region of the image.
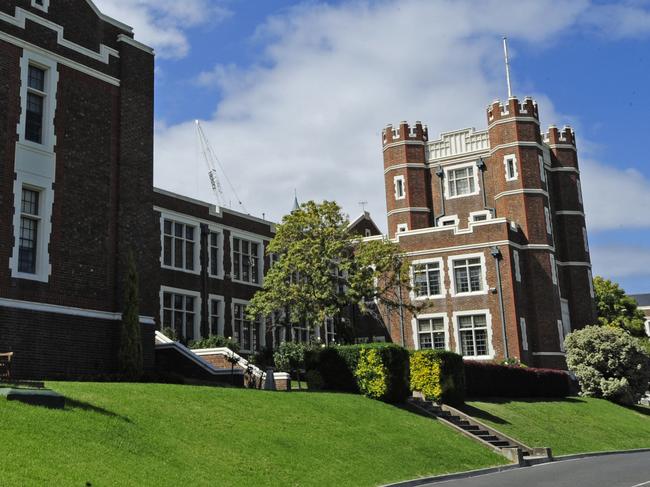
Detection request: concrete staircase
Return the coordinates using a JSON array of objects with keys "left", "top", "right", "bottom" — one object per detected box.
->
[{"left": 407, "top": 397, "right": 553, "bottom": 466}]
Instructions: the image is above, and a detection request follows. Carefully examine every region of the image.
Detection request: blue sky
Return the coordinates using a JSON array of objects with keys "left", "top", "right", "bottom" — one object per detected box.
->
[{"left": 96, "top": 0, "right": 650, "bottom": 294}]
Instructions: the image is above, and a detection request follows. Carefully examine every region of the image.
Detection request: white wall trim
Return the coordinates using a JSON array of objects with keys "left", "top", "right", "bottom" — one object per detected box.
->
[
  {"left": 468, "top": 210, "right": 492, "bottom": 223},
  {"left": 387, "top": 207, "right": 430, "bottom": 217},
  {"left": 438, "top": 214, "right": 460, "bottom": 228},
  {"left": 0, "top": 297, "right": 154, "bottom": 324},
  {"left": 382, "top": 139, "right": 426, "bottom": 151},
  {"left": 547, "top": 166, "right": 579, "bottom": 174},
  {"left": 383, "top": 163, "right": 427, "bottom": 174},
  {"left": 532, "top": 352, "right": 566, "bottom": 357},
  {"left": 556, "top": 260, "right": 591, "bottom": 268},
  {"left": 555, "top": 210, "right": 585, "bottom": 217},
  {"left": 487, "top": 116, "right": 540, "bottom": 130},
  {"left": 0, "top": 7, "right": 120, "bottom": 64},
  {"left": 494, "top": 188, "right": 549, "bottom": 200},
  {"left": 403, "top": 240, "right": 555, "bottom": 258},
  {"left": 0, "top": 31, "right": 120, "bottom": 86},
  {"left": 31, "top": 0, "right": 49, "bottom": 13},
  {"left": 117, "top": 34, "right": 154, "bottom": 55}
]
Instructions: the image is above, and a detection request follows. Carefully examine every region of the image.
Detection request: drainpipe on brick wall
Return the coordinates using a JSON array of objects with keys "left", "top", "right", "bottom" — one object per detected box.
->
[
  {"left": 491, "top": 246, "right": 509, "bottom": 360},
  {"left": 434, "top": 166, "right": 445, "bottom": 226},
  {"left": 478, "top": 158, "right": 496, "bottom": 218}
]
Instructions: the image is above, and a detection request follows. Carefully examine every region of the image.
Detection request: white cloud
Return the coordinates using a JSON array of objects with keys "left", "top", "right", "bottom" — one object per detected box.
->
[
  {"left": 591, "top": 245, "right": 650, "bottom": 279},
  {"left": 93, "top": 0, "right": 230, "bottom": 58},
  {"left": 582, "top": 1, "right": 650, "bottom": 39},
  {"left": 152, "top": 0, "right": 650, "bottom": 235}
]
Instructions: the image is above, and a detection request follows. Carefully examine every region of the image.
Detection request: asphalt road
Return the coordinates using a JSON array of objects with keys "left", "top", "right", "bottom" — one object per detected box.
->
[{"left": 425, "top": 451, "right": 650, "bottom": 487}]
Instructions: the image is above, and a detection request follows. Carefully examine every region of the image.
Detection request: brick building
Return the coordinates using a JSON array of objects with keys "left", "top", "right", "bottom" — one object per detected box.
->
[{"left": 377, "top": 96, "right": 597, "bottom": 368}]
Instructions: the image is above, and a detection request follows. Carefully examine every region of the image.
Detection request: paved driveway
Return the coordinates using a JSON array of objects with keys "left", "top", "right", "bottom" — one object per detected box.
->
[{"left": 425, "top": 451, "right": 650, "bottom": 487}]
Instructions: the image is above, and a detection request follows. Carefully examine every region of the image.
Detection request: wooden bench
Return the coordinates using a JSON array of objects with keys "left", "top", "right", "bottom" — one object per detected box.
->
[{"left": 0, "top": 352, "right": 13, "bottom": 383}]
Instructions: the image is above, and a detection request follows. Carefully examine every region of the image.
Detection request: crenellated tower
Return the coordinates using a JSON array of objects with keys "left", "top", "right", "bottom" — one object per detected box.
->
[{"left": 382, "top": 121, "right": 432, "bottom": 237}]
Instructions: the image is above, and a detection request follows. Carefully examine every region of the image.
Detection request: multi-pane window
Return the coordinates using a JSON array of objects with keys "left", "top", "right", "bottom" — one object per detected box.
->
[
  {"left": 458, "top": 314, "right": 489, "bottom": 357},
  {"left": 162, "top": 292, "right": 196, "bottom": 341},
  {"left": 26, "top": 66, "right": 46, "bottom": 144},
  {"left": 162, "top": 219, "right": 196, "bottom": 271},
  {"left": 233, "top": 303, "right": 258, "bottom": 352},
  {"left": 447, "top": 166, "right": 476, "bottom": 197},
  {"left": 232, "top": 237, "right": 260, "bottom": 284},
  {"left": 209, "top": 231, "right": 220, "bottom": 276},
  {"left": 418, "top": 317, "right": 446, "bottom": 350},
  {"left": 453, "top": 257, "right": 483, "bottom": 294},
  {"left": 291, "top": 325, "right": 310, "bottom": 344},
  {"left": 413, "top": 261, "right": 442, "bottom": 298},
  {"left": 209, "top": 298, "right": 221, "bottom": 336},
  {"left": 539, "top": 155, "right": 546, "bottom": 183},
  {"left": 18, "top": 188, "right": 40, "bottom": 274}
]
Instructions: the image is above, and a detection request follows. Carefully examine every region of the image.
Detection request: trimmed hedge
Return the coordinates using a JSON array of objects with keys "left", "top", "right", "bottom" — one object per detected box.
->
[
  {"left": 410, "top": 350, "right": 465, "bottom": 405},
  {"left": 305, "top": 343, "right": 410, "bottom": 403},
  {"left": 464, "top": 361, "right": 571, "bottom": 398}
]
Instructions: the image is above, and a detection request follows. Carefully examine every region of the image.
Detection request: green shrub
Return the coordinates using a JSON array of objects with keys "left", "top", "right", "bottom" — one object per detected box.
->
[
  {"left": 410, "top": 350, "right": 465, "bottom": 405},
  {"left": 306, "top": 343, "right": 410, "bottom": 403},
  {"left": 565, "top": 325, "right": 650, "bottom": 405},
  {"left": 305, "top": 369, "right": 324, "bottom": 391},
  {"left": 274, "top": 342, "right": 310, "bottom": 373},
  {"left": 190, "top": 335, "right": 240, "bottom": 353},
  {"left": 161, "top": 327, "right": 179, "bottom": 342}
]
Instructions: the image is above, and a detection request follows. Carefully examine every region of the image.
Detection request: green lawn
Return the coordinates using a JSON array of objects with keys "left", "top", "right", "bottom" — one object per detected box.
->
[
  {"left": 0, "top": 383, "right": 506, "bottom": 487},
  {"left": 464, "top": 397, "right": 650, "bottom": 456}
]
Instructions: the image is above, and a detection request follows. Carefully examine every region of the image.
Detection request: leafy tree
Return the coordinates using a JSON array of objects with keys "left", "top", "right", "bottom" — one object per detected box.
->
[
  {"left": 118, "top": 251, "right": 143, "bottom": 379},
  {"left": 247, "top": 200, "right": 413, "bottom": 339},
  {"left": 565, "top": 325, "right": 650, "bottom": 405},
  {"left": 593, "top": 276, "right": 646, "bottom": 337}
]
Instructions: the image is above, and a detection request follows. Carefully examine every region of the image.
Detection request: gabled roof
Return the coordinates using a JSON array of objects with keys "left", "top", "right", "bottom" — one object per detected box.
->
[
  {"left": 348, "top": 211, "right": 382, "bottom": 236},
  {"left": 631, "top": 293, "right": 650, "bottom": 308}
]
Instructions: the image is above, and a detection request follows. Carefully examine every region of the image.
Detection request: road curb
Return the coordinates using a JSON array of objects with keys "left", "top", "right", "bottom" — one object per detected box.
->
[{"left": 381, "top": 448, "right": 650, "bottom": 487}]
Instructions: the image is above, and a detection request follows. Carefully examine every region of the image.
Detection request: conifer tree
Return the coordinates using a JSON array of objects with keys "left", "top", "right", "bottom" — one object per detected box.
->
[{"left": 118, "top": 251, "right": 143, "bottom": 379}]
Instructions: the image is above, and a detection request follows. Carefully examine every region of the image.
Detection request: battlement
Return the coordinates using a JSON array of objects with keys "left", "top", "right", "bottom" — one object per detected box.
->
[
  {"left": 487, "top": 96, "right": 539, "bottom": 123},
  {"left": 543, "top": 125, "right": 576, "bottom": 146},
  {"left": 383, "top": 121, "right": 429, "bottom": 145}
]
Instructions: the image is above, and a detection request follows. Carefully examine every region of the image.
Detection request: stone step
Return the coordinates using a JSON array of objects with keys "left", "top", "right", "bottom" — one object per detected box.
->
[
  {"left": 460, "top": 424, "right": 481, "bottom": 432},
  {"left": 488, "top": 440, "right": 512, "bottom": 448}
]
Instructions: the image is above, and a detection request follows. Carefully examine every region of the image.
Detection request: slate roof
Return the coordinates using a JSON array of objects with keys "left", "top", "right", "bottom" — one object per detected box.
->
[{"left": 630, "top": 293, "right": 650, "bottom": 308}]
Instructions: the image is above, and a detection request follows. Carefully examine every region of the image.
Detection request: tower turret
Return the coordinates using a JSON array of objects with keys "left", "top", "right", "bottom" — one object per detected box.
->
[{"left": 382, "top": 121, "right": 432, "bottom": 237}]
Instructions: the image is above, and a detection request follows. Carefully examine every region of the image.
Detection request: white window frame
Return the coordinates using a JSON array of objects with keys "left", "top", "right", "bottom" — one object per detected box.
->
[
  {"left": 410, "top": 257, "right": 446, "bottom": 300},
  {"left": 394, "top": 175, "right": 406, "bottom": 200},
  {"left": 31, "top": 0, "right": 50, "bottom": 12},
  {"left": 10, "top": 51, "right": 58, "bottom": 283},
  {"left": 520, "top": 317, "right": 528, "bottom": 351},
  {"left": 159, "top": 286, "right": 201, "bottom": 342},
  {"left": 544, "top": 207, "right": 553, "bottom": 235},
  {"left": 208, "top": 226, "right": 224, "bottom": 279},
  {"left": 364, "top": 228, "right": 372, "bottom": 237},
  {"left": 444, "top": 162, "right": 480, "bottom": 199},
  {"left": 513, "top": 250, "right": 522, "bottom": 283},
  {"left": 503, "top": 154, "right": 519, "bottom": 181},
  {"left": 439, "top": 215, "right": 459, "bottom": 227},
  {"left": 587, "top": 269, "right": 595, "bottom": 298},
  {"left": 539, "top": 155, "right": 546, "bottom": 183},
  {"left": 396, "top": 223, "right": 408, "bottom": 233},
  {"left": 582, "top": 227, "right": 589, "bottom": 253},
  {"left": 230, "top": 232, "right": 265, "bottom": 287},
  {"left": 160, "top": 213, "right": 200, "bottom": 275},
  {"left": 232, "top": 298, "right": 264, "bottom": 353},
  {"left": 644, "top": 319, "right": 650, "bottom": 338},
  {"left": 453, "top": 310, "right": 494, "bottom": 360},
  {"left": 577, "top": 178, "right": 583, "bottom": 205},
  {"left": 469, "top": 210, "right": 491, "bottom": 224},
  {"left": 412, "top": 313, "right": 449, "bottom": 351},
  {"left": 448, "top": 252, "right": 488, "bottom": 297},
  {"left": 324, "top": 317, "right": 337, "bottom": 345},
  {"left": 208, "top": 294, "right": 225, "bottom": 337},
  {"left": 557, "top": 319, "right": 566, "bottom": 352},
  {"left": 550, "top": 254, "right": 558, "bottom": 285}
]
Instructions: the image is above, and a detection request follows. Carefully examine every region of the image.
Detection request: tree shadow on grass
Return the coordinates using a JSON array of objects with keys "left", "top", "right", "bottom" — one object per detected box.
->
[
  {"left": 65, "top": 398, "right": 132, "bottom": 423},
  {"left": 458, "top": 404, "right": 510, "bottom": 425},
  {"left": 625, "top": 404, "right": 650, "bottom": 417}
]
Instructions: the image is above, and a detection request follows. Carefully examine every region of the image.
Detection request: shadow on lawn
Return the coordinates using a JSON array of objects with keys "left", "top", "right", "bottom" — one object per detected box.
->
[
  {"left": 461, "top": 397, "right": 586, "bottom": 424},
  {"left": 625, "top": 404, "right": 650, "bottom": 417},
  {"left": 65, "top": 398, "right": 132, "bottom": 423}
]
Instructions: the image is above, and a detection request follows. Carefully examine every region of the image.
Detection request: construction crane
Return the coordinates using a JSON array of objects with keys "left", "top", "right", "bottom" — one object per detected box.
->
[{"left": 195, "top": 120, "right": 247, "bottom": 212}]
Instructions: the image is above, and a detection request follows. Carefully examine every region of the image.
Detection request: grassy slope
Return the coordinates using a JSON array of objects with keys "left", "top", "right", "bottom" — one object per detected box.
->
[
  {"left": 0, "top": 383, "right": 505, "bottom": 487},
  {"left": 465, "top": 397, "right": 650, "bottom": 456}
]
